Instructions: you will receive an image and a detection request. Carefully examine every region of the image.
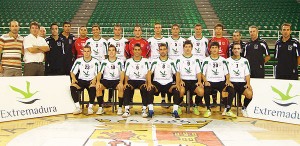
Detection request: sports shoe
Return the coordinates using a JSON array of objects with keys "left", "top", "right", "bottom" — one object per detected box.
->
[
  {"left": 242, "top": 109, "right": 248, "bottom": 117},
  {"left": 147, "top": 110, "right": 154, "bottom": 118},
  {"left": 177, "top": 107, "right": 182, "bottom": 115},
  {"left": 203, "top": 110, "right": 212, "bottom": 118},
  {"left": 96, "top": 107, "right": 104, "bottom": 115},
  {"left": 122, "top": 111, "right": 130, "bottom": 118},
  {"left": 225, "top": 110, "right": 237, "bottom": 118},
  {"left": 141, "top": 109, "right": 148, "bottom": 118},
  {"left": 222, "top": 108, "right": 227, "bottom": 116},
  {"left": 173, "top": 110, "right": 180, "bottom": 119},
  {"left": 73, "top": 108, "right": 82, "bottom": 115},
  {"left": 87, "top": 107, "right": 94, "bottom": 115},
  {"left": 193, "top": 107, "right": 200, "bottom": 115},
  {"left": 117, "top": 107, "right": 123, "bottom": 115}
]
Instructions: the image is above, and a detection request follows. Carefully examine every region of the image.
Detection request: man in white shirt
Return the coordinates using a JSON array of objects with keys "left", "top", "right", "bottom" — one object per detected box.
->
[{"left": 23, "top": 21, "right": 49, "bottom": 76}]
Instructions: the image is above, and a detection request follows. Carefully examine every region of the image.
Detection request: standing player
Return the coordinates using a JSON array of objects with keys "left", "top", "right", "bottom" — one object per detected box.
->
[
  {"left": 147, "top": 22, "right": 167, "bottom": 60},
  {"left": 275, "top": 23, "right": 300, "bottom": 80},
  {"left": 202, "top": 42, "right": 236, "bottom": 118},
  {"left": 244, "top": 25, "right": 270, "bottom": 78},
  {"left": 107, "top": 24, "right": 128, "bottom": 62},
  {"left": 228, "top": 30, "right": 246, "bottom": 57},
  {"left": 227, "top": 43, "right": 253, "bottom": 117},
  {"left": 70, "top": 45, "right": 100, "bottom": 115},
  {"left": 96, "top": 44, "right": 124, "bottom": 115},
  {"left": 85, "top": 24, "right": 107, "bottom": 61},
  {"left": 176, "top": 40, "right": 204, "bottom": 116},
  {"left": 166, "top": 24, "right": 186, "bottom": 60},
  {"left": 122, "top": 44, "right": 154, "bottom": 118},
  {"left": 125, "top": 24, "right": 150, "bottom": 59},
  {"left": 147, "top": 43, "right": 181, "bottom": 118},
  {"left": 208, "top": 23, "right": 230, "bottom": 105},
  {"left": 73, "top": 26, "right": 88, "bottom": 59}
]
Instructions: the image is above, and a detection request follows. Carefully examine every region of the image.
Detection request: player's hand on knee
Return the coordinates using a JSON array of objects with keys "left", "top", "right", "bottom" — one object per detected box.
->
[
  {"left": 180, "top": 80, "right": 185, "bottom": 87},
  {"left": 204, "top": 81, "right": 210, "bottom": 86},
  {"left": 196, "top": 81, "right": 203, "bottom": 88},
  {"left": 245, "top": 84, "right": 252, "bottom": 90},
  {"left": 225, "top": 81, "right": 233, "bottom": 87},
  {"left": 146, "top": 83, "right": 154, "bottom": 91},
  {"left": 71, "top": 79, "right": 78, "bottom": 84},
  {"left": 117, "top": 82, "right": 123, "bottom": 90}
]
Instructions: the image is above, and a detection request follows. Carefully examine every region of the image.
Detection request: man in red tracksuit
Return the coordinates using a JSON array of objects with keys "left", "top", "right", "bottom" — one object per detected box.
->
[{"left": 125, "top": 25, "right": 150, "bottom": 59}]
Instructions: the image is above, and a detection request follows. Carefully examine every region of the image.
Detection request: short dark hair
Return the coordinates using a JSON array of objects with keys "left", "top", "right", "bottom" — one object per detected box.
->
[
  {"left": 172, "top": 24, "right": 180, "bottom": 29},
  {"left": 79, "top": 25, "right": 87, "bottom": 29},
  {"left": 134, "top": 43, "right": 141, "bottom": 49},
  {"left": 281, "top": 23, "right": 291, "bottom": 30},
  {"left": 195, "top": 24, "right": 202, "bottom": 28},
  {"left": 134, "top": 24, "right": 142, "bottom": 30},
  {"left": 183, "top": 40, "right": 193, "bottom": 47},
  {"left": 10, "top": 20, "right": 19, "bottom": 27},
  {"left": 50, "top": 22, "right": 58, "bottom": 29},
  {"left": 114, "top": 24, "right": 122, "bottom": 29},
  {"left": 92, "top": 24, "right": 100, "bottom": 30},
  {"left": 108, "top": 44, "right": 117, "bottom": 51},
  {"left": 30, "top": 21, "right": 40, "bottom": 29},
  {"left": 159, "top": 43, "right": 167, "bottom": 48},
  {"left": 210, "top": 41, "right": 220, "bottom": 48},
  {"left": 214, "top": 23, "right": 224, "bottom": 30},
  {"left": 63, "top": 21, "right": 71, "bottom": 27},
  {"left": 83, "top": 44, "right": 91, "bottom": 51},
  {"left": 233, "top": 42, "right": 241, "bottom": 48}
]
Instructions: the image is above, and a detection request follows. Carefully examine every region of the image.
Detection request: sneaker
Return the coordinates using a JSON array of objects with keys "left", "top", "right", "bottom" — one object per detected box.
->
[
  {"left": 117, "top": 107, "right": 123, "bottom": 115},
  {"left": 87, "top": 107, "right": 94, "bottom": 115},
  {"left": 193, "top": 107, "right": 200, "bottom": 115},
  {"left": 141, "top": 109, "right": 148, "bottom": 118},
  {"left": 222, "top": 108, "right": 227, "bottom": 116},
  {"left": 122, "top": 111, "right": 131, "bottom": 118},
  {"left": 73, "top": 108, "right": 82, "bottom": 115},
  {"left": 225, "top": 110, "right": 237, "bottom": 118},
  {"left": 177, "top": 107, "right": 182, "bottom": 115},
  {"left": 203, "top": 110, "right": 212, "bottom": 118},
  {"left": 241, "top": 109, "right": 248, "bottom": 117},
  {"left": 173, "top": 110, "right": 180, "bottom": 118},
  {"left": 96, "top": 107, "right": 104, "bottom": 115},
  {"left": 147, "top": 110, "right": 154, "bottom": 118}
]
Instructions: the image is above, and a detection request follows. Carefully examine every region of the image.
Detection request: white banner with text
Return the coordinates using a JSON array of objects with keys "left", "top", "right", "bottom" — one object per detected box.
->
[
  {"left": 248, "top": 79, "right": 300, "bottom": 124},
  {"left": 0, "top": 76, "right": 75, "bottom": 122}
]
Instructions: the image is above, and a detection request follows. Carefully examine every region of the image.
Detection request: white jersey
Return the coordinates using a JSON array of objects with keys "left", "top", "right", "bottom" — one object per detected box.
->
[
  {"left": 125, "top": 58, "right": 150, "bottom": 81},
  {"left": 147, "top": 37, "right": 167, "bottom": 60},
  {"left": 71, "top": 57, "right": 100, "bottom": 81},
  {"left": 188, "top": 36, "right": 208, "bottom": 61},
  {"left": 226, "top": 57, "right": 250, "bottom": 82},
  {"left": 107, "top": 37, "right": 128, "bottom": 62},
  {"left": 166, "top": 37, "right": 185, "bottom": 60},
  {"left": 100, "top": 58, "right": 124, "bottom": 80},
  {"left": 150, "top": 57, "right": 177, "bottom": 85},
  {"left": 176, "top": 55, "right": 201, "bottom": 80},
  {"left": 85, "top": 37, "right": 107, "bottom": 61},
  {"left": 202, "top": 56, "right": 229, "bottom": 82}
]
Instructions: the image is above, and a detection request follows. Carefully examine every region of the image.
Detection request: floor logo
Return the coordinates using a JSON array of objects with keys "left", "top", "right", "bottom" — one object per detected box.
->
[
  {"left": 271, "top": 83, "right": 299, "bottom": 106},
  {"left": 10, "top": 81, "right": 40, "bottom": 104}
]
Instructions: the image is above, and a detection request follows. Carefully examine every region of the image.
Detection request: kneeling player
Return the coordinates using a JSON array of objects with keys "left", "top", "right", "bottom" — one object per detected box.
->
[
  {"left": 227, "top": 43, "right": 253, "bottom": 117},
  {"left": 70, "top": 45, "right": 100, "bottom": 115},
  {"left": 147, "top": 43, "right": 181, "bottom": 118},
  {"left": 202, "top": 42, "right": 236, "bottom": 118},
  {"left": 96, "top": 44, "right": 124, "bottom": 115}
]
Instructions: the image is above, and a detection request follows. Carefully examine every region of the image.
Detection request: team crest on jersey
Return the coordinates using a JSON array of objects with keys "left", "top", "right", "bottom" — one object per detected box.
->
[
  {"left": 111, "top": 64, "right": 116, "bottom": 69},
  {"left": 85, "top": 64, "right": 91, "bottom": 69},
  {"left": 288, "top": 45, "right": 293, "bottom": 51},
  {"left": 57, "top": 41, "right": 61, "bottom": 46},
  {"left": 254, "top": 44, "right": 258, "bottom": 49},
  {"left": 116, "top": 42, "right": 120, "bottom": 47}
]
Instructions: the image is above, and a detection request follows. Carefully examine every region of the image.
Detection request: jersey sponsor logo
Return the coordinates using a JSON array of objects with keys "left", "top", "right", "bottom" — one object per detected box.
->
[
  {"left": 233, "top": 69, "right": 240, "bottom": 76},
  {"left": 212, "top": 69, "right": 219, "bottom": 75},
  {"left": 160, "top": 71, "right": 167, "bottom": 77},
  {"left": 83, "top": 70, "right": 89, "bottom": 77},
  {"left": 134, "top": 72, "right": 141, "bottom": 78},
  {"left": 195, "top": 47, "right": 201, "bottom": 53},
  {"left": 93, "top": 49, "right": 99, "bottom": 55},
  {"left": 172, "top": 48, "right": 179, "bottom": 54},
  {"left": 110, "top": 72, "right": 115, "bottom": 77},
  {"left": 184, "top": 67, "right": 191, "bottom": 74}
]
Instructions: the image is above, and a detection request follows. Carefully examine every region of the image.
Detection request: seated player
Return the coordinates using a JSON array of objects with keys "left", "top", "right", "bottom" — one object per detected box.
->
[
  {"left": 147, "top": 43, "right": 181, "bottom": 118},
  {"left": 96, "top": 44, "right": 124, "bottom": 115},
  {"left": 202, "top": 42, "right": 236, "bottom": 118},
  {"left": 227, "top": 42, "right": 253, "bottom": 117},
  {"left": 70, "top": 45, "right": 100, "bottom": 115}
]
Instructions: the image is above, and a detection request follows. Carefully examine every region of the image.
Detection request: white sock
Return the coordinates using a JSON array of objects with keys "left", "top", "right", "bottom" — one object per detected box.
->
[
  {"left": 142, "top": 106, "right": 147, "bottom": 110},
  {"left": 173, "top": 104, "right": 178, "bottom": 112},
  {"left": 148, "top": 104, "right": 153, "bottom": 111},
  {"left": 125, "top": 105, "right": 130, "bottom": 111},
  {"left": 161, "top": 96, "right": 165, "bottom": 101},
  {"left": 89, "top": 104, "right": 93, "bottom": 108},
  {"left": 75, "top": 102, "right": 80, "bottom": 108}
]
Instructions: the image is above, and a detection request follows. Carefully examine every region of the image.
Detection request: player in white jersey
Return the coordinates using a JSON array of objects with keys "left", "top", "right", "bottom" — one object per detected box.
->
[
  {"left": 70, "top": 45, "right": 100, "bottom": 115},
  {"left": 227, "top": 42, "right": 253, "bottom": 117},
  {"left": 176, "top": 40, "right": 204, "bottom": 116},
  {"left": 201, "top": 42, "right": 236, "bottom": 118},
  {"left": 147, "top": 23, "right": 167, "bottom": 60},
  {"left": 147, "top": 43, "right": 181, "bottom": 118},
  {"left": 96, "top": 44, "right": 125, "bottom": 115},
  {"left": 188, "top": 24, "right": 209, "bottom": 61},
  {"left": 122, "top": 44, "right": 154, "bottom": 118},
  {"left": 166, "top": 24, "right": 186, "bottom": 60},
  {"left": 107, "top": 24, "right": 128, "bottom": 62},
  {"left": 85, "top": 24, "right": 107, "bottom": 61}
]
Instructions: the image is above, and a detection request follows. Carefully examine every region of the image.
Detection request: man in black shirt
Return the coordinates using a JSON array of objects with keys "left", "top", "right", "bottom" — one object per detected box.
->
[
  {"left": 229, "top": 30, "right": 246, "bottom": 57},
  {"left": 274, "top": 23, "right": 300, "bottom": 80},
  {"left": 244, "top": 25, "right": 270, "bottom": 78}
]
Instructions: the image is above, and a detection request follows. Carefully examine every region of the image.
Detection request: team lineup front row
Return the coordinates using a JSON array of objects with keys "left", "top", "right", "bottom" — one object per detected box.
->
[{"left": 70, "top": 40, "right": 253, "bottom": 119}]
